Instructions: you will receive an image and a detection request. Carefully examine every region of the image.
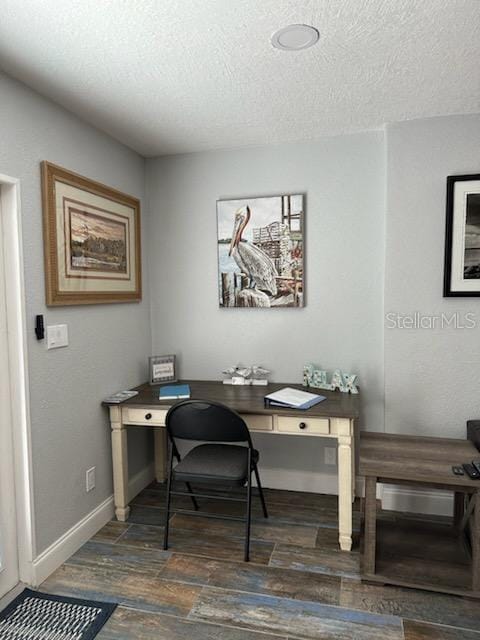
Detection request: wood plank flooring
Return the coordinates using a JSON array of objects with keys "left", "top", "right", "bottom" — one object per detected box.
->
[{"left": 40, "top": 483, "right": 480, "bottom": 639}]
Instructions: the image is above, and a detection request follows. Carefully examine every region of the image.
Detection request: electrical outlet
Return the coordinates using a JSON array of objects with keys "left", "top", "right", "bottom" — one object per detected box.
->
[
  {"left": 324, "top": 447, "right": 336, "bottom": 465},
  {"left": 86, "top": 467, "right": 96, "bottom": 492}
]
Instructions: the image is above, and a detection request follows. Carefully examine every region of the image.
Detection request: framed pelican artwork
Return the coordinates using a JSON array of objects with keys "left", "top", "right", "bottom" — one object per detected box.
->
[{"left": 217, "top": 194, "right": 304, "bottom": 308}]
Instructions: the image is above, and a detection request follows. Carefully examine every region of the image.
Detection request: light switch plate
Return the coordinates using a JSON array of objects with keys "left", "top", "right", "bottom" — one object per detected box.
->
[{"left": 46, "top": 324, "right": 68, "bottom": 349}]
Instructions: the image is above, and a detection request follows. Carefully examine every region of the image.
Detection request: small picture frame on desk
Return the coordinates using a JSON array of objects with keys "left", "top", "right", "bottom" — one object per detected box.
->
[{"left": 149, "top": 355, "right": 176, "bottom": 385}]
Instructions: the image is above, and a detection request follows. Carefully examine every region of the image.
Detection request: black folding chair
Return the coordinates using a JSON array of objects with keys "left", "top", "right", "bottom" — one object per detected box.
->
[{"left": 163, "top": 399, "right": 268, "bottom": 561}]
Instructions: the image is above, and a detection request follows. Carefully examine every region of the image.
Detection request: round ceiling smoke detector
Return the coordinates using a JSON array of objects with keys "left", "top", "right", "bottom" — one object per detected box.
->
[{"left": 271, "top": 24, "right": 320, "bottom": 51}]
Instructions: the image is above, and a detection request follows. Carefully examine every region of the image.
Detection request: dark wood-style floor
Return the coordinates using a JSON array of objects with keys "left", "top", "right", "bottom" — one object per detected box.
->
[{"left": 41, "top": 483, "right": 480, "bottom": 640}]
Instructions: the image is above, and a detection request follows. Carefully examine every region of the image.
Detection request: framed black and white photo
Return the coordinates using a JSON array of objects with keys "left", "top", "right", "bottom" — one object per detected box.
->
[
  {"left": 444, "top": 173, "right": 480, "bottom": 296},
  {"left": 149, "top": 355, "right": 176, "bottom": 385}
]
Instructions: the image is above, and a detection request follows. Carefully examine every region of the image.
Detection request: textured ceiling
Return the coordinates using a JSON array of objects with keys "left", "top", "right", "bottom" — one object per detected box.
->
[{"left": 0, "top": 0, "right": 479, "bottom": 156}]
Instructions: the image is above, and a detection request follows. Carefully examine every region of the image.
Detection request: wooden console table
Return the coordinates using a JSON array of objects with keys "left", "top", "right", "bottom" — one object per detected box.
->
[
  {"left": 360, "top": 432, "right": 480, "bottom": 597},
  {"left": 104, "top": 380, "right": 360, "bottom": 551}
]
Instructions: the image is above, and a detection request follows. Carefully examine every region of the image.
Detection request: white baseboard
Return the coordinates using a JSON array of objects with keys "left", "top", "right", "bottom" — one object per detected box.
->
[
  {"left": 259, "top": 468, "right": 340, "bottom": 495},
  {"left": 381, "top": 485, "right": 453, "bottom": 517},
  {"left": 32, "top": 496, "right": 114, "bottom": 587},
  {"left": 260, "top": 468, "right": 364, "bottom": 498},
  {"left": 260, "top": 472, "right": 451, "bottom": 517},
  {"left": 0, "top": 582, "right": 26, "bottom": 610},
  {"left": 32, "top": 464, "right": 155, "bottom": 587}
]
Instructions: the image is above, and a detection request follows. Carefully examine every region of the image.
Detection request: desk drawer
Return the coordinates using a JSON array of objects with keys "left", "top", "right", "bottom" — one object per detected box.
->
[
  {"left": 242, "top": 414, "right": 273, "bottom": 432},
  {"left": 277, "top": 416, "right": 329, "bottom": 435},
  {"left": 123, "top": 408, "right": 167, "bottom": 425}
]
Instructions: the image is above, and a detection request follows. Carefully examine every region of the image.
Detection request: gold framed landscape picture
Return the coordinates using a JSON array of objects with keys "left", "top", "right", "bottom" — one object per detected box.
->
[{"left": 41, "top": 162, "right": 141, "bottom": 305}]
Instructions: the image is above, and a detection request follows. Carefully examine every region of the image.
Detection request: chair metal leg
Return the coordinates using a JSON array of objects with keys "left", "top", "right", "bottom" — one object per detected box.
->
[
  {"left": 172, "top": 441, "right": 199, "bottom": 511},
  {"left": 244, "top": 450, "right": 252, "bottom": 562},
  {"left": 163, "top": 444, "right": 174, "bottom": 550},
  {"left": 253, "top": 463, "right": 268, "bottom": 518},
  {"left": 185, "top": 482, "right": 199, "bottom": 511},
  {"left": 172, "top": 442, "right": 181, "bottom": 462}
]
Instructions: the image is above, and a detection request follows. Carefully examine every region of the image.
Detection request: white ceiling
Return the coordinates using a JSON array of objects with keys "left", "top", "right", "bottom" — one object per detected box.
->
[{"left": 0, "top": 0, "right": 479, "bottom": 156}]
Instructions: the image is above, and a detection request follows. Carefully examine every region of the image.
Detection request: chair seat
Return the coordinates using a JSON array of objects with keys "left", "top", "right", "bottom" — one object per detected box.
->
[{"left": 173, "top": 444, "right": 259, "bottom": 485}]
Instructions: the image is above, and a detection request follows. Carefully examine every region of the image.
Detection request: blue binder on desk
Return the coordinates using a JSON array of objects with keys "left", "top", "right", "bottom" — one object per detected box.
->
[
  {"left": 159, "top": 384, "right": 191, "bottom": 400},
  {"left": 264, "top": 387, "right": 326, "bottom": 410}
]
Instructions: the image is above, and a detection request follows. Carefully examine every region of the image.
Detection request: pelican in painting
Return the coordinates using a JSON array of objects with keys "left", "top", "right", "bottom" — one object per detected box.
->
[{"left": 228, "top": 206, "right": 278, "bottom": 295}]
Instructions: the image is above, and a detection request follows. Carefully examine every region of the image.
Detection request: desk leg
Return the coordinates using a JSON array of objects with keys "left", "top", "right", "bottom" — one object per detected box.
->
[
  {"left": 110, "top": 406, "right": 130, "bottom": 522},
  {"left": 338, "top": 434, "right": 353, "bottom": 551},
  {"left": 154, "top": 428, "right": 167, "bottom": 483},
  {"left": 351, "top": 426, "right": 356, "bottom": 501},
  {"left": 473, "top": 491, "right": 480, "bottom": 592},
  {"left": 363, "top": 475, "right": 377, "bottom": 575},
  {"left": 454, "top": 491, "right": 465, "bottom": 531}
]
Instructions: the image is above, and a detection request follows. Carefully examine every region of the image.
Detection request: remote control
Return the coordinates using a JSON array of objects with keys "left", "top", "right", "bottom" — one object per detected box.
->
[
  {"left": 452, "top": 465, "right": 464, "bottom": 476},
  {"left": 462, "top": 463, "right": 480, "bottom": 479},
  {"left": 473, "top": 460, "right": 480, "bottom": 474}
]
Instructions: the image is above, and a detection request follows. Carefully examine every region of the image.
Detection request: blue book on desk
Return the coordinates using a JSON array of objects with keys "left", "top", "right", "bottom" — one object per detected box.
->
[{"left": 159, "top": 384, "right": 190, "bottom": 400}]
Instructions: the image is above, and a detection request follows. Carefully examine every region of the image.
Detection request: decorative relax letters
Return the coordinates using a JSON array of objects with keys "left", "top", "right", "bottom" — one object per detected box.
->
[{"left": 303, "top": 364, "right": 359, "bottom": 394}]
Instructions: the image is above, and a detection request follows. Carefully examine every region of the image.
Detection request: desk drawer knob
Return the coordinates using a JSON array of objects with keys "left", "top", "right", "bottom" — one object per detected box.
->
[
  {"left": 299, "top": 422, "right": 307, "bottom": 430},
  {"left": 145, "top": 413, "right": 152, "bottom": 420}
]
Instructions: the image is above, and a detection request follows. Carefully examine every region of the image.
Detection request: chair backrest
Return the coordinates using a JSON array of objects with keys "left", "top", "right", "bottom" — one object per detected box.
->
[{"left": 165, "top": 400, "right": 252, "bottom": 446}]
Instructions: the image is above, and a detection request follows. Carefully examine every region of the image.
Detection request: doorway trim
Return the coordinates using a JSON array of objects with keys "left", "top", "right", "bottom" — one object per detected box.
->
[{"left": 0, "top": 173, "right": 35, "bottom": 584}]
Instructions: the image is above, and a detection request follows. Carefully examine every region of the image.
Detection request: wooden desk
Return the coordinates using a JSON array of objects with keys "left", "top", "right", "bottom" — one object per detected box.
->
[
  {"left": 104, "top": 380, "right": 360, "bottom": 551},
  {"left": 360, "top": 432, "right": 480, "bottom": 597}
]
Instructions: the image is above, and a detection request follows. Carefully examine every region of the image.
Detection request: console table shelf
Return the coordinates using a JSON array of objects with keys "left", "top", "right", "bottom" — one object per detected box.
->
[{"left": 359, "top": 432, "right": 480, "bottom": 598}]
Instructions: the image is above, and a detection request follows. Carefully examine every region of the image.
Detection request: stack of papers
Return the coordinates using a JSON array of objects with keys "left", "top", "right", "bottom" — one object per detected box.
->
[
  {"left": 103, "top": 390, "right": 139, "bottom": 404},
  {"left": 159, "top": 384, "right": 191, "bottom": 400},
  {"left": 264, "top": 387, "right": 326, "bottom": 410}
]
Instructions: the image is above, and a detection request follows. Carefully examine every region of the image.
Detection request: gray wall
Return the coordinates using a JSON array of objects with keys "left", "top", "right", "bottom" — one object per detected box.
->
[
  {"left": 6, "top": 63, "right": 475, "bottom": 542},
  {"left": 146, "top": 133, "right": 385, "bottom": 492},
  {"left": 0, "top": 72, "right": 152, "bottom": 554},
  {"left": 385, "top": 114, "right": 480, "bottom": 438}
]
